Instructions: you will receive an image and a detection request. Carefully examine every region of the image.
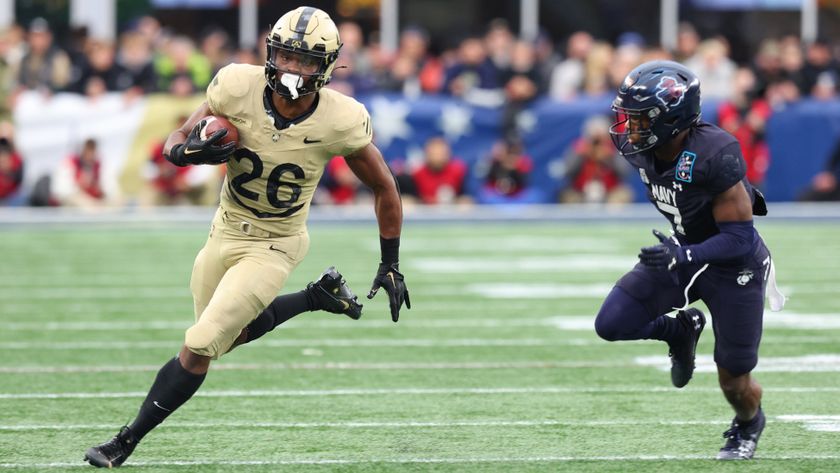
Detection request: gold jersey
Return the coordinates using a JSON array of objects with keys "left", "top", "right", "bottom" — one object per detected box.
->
[{"left": 206, "top": 64, "right": 372, "bottom": 236}]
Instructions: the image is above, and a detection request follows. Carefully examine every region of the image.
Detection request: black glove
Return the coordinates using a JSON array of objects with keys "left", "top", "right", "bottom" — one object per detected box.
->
[
  {"left": 639, "top": 229, "right": 689, "bottom": 271},
  {"left": 166, "top": 119, "right": 235, "bottom": 167},
  {"left": 367, "top": 263, "right": 411, "bottom": 322}
]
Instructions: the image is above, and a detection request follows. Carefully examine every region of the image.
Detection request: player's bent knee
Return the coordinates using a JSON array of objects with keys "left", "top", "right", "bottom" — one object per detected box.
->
[
  {"left": 594, "top": 310, "right": 621, "bottom": 341},
  {"left": 594, "top": 287, "right": 641, "bottom": 341},
  {"left": 718, "top": 357, "right": 757, "bottom": 380},
  {"left": 185, "top": 322, "right": 225, "bottom": 359}
]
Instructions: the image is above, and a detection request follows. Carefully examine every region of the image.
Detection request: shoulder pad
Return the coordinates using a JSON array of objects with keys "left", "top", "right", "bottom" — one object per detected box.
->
[{"left": 211, "top": 64, "right": 262, "bottom": 99}]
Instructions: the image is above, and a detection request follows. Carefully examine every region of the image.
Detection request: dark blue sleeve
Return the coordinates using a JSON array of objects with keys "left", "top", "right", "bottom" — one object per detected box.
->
[
  {"left": 704, "top": 142, "right": 746, "bottom": 195},
  {"left": 684, "top": 220, "right": 756, "bottom": 264}
]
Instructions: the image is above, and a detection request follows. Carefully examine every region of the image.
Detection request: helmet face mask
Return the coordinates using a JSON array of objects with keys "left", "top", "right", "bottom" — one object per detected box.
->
[
  {"left": 265, "top": 7, "right": 342, "bottom": 99},
  {"left": 609, "top": 60, "right": 701, "bottom": 156}
]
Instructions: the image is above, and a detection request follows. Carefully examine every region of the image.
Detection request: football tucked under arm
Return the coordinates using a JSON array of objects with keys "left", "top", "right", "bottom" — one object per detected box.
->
[{"left": 165, "top": 117, "right": 237, "bottom": 167}]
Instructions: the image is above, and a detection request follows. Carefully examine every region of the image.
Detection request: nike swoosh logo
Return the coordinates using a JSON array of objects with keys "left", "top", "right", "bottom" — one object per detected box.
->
[
  {"left": 388, "top": 272, "right": 396, "bottom": 287},
  {"left": 153, "top": 401, "right": 172, "bottom": 412},
  {"left": 303, "top": 137, "right": 322, "bottom": 144},
  {"left": 269, "top": 245, "right": 287, "bottom": 254},
  {"left": 183, "top": 148, "right": 202, "bottom": 155}
]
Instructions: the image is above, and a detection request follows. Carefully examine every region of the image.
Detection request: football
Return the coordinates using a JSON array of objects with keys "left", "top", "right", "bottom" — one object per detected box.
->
[{"left": 200, "top": 115, "right": 239, "bottom": 147}]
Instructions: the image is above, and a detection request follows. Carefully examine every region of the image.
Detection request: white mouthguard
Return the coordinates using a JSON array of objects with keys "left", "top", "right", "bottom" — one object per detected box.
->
[{"left": 280, "top": 73, "right": 303, "bottom": 100}]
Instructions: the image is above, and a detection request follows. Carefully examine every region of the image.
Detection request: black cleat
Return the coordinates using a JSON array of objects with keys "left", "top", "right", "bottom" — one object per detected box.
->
[
  {"left": 307, "top": 267, "right": 363, "bottom": 320},
  {"left": 84, "top": 426, "right": 137, "bottom": 468},
  {"left": 668, "top": 308, "right": 705, "bottom": 388},
  {"left": 717, "top": 408, "right": 766, "bottom": 460}
]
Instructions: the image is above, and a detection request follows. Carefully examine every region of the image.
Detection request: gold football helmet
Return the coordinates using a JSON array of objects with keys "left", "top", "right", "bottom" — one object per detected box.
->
[{"left": 265, "top": 6, "right": 342, "bottom": 99}]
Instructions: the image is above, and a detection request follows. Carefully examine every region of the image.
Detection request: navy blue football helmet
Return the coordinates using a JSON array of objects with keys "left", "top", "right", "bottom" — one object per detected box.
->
[{"left": 609, "top": 60, "right": 701, "bottom": 155}]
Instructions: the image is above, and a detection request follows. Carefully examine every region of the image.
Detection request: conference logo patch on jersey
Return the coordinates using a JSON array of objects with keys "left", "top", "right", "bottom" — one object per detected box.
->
[
  {"left": 737, "top": 269, "right": 754, "bottom": 286},
  {"left": 639, "top": 168, "right": 650, "bottom": 184},
  {"left": 655, "top": 76, "right": 687, "bottom": 108},
  {"left": 675, "top": 151, "right": 696, "bottom": 183}
]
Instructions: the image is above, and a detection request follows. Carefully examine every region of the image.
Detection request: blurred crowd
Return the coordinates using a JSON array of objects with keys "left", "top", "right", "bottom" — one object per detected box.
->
[{"left": 0, "top": 15, "right": 839, "bottom": 208}]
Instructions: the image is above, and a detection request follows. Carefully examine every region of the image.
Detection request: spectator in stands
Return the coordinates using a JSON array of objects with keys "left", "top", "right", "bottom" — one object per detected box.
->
[
  {"left": 318, "top": 156, "right": 369, "bottom": 205},
  {"left": 685, "top": 38, "right": 736, "bottom": 100},
  {"left": 200, "top": 28, "right": 233, "bottom": 75},
  {"left": 17, "top": 18, "right": 71, "bottom": 93},
  {"left": 117, "top": 31, "right": 157, "bottom": 93},
  {"left": 71, "top": 40, "right": 133, "bottom": 97},
  {"left": 484, "top": 19, "right": 515, "bottom": 72},
  {"left": 549, "top": 31, "right": 593, "bottom": 101},
  {"left": 717, "top": 67, "right": 771, "bottom": 188},
  {"left": 674, "top": 22, "right": 700, "bottom": 63},
  {"left": 327, "top": 21, "right": 375, "bottom": 96},
  {"left": 583, "top": 42, "right": 614, "bottom": 96},
  {"left": 52, "top": 138, "right": 105, "bottom": 208},
  {"left": 779, "top": 35, "right": 806, "bottom": 94},
  {"left": 412, "top": 136, "right": 471, "bottom": 205},
  {"left": 443, "top": 36, "right": 502, "bottom": 106},
  {"left": 751, "top": 39, "right": 783, "bottom": 97},
  {"left": 379, "top": 53, "right": 420, "bottom": 97},
  {"left": 398, "top": 26, "right": 443, "bottom": 94},
  {"left": 607, "top": 34, "right": 644, "bottom": 91},
  {"left": 801, "top": 38, "right": 839, "bottom": 99},
  {"left": 501, "top": 40, "right": 541, "bottom": 137},
  {"left": 0, "top": 133, "right": 23, "bottom": 205},
  {"left": 798, "top": 141, "right": 840, "bottom": 202},
  {"left": 559, "top": 116, "right": 632, "bottom": 204},
  {"left": 477, "top": 137, "right": 541, "bottom": 204},
  {"left": 154, "top": 36, "right": 212, "bottom": 94}
]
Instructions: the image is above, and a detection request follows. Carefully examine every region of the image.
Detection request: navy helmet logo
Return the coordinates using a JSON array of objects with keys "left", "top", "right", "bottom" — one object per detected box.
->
[{"left": 655, "top": 76, "right": 687, "bottom": 108}]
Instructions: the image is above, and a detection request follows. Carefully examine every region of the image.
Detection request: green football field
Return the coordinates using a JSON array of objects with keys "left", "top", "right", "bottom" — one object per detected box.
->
[{"left": 1, "top": 219, "right": 839, "bottom": 472}]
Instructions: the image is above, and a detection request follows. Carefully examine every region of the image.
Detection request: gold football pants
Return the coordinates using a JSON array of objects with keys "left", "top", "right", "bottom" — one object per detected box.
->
[{"left": 185, "top": 209, "right": 309, "bottom": 358}]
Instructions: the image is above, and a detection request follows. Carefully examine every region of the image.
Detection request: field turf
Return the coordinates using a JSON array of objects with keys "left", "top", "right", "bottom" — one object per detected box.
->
[{"left": 1, "top": 220, "right": 839, "bottom": 472}]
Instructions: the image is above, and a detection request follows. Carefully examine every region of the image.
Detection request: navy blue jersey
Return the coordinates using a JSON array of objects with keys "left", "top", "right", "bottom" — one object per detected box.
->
[{"left": 624, "top": 121, "right": 756, "bottom": 244}]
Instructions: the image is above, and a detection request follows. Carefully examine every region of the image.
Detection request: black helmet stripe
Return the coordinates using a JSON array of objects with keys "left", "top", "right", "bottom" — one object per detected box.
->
[{"left": 291, "top": 6, "right": 317, "bottom": 40}]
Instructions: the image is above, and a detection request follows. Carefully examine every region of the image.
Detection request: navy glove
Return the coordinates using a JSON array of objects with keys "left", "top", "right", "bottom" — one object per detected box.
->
[
  {"left": 166, "top": 119, "right": 235, "bottom": 167},
  {"left": 367, "top": 263, "right": 411, "bottom": 322},
  {"left": 639, "top": 229, "right": 689, "bottom": 271}
]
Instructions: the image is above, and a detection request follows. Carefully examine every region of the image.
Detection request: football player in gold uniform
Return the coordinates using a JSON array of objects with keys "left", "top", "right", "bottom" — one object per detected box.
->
[{"left": 84, "top": 7, "right": 409, "bottom": 468}]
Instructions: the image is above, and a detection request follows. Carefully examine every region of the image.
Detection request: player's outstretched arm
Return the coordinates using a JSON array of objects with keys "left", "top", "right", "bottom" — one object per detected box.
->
[
  {"left": 163, "top": 102, "right": 234, "bottom": 167},
  {"left": 345, "top": 143, "right": 410, "bottom": 322}
]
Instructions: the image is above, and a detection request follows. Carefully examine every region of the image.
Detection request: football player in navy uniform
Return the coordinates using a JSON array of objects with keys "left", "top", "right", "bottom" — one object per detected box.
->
[
  {"left": 594, "top": 61, "right": 784, "bottom": 460},
  {"left": 84, "top": 7, "right": 409, "bottom": 468}
]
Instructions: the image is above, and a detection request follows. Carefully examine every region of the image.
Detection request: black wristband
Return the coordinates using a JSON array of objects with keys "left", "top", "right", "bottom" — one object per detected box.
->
[
  {"left": 165, "top": 143, "right": 188, "bottom": 167},
  {"left": 380, "top": 236, "right": 400, "bottom": 265}
]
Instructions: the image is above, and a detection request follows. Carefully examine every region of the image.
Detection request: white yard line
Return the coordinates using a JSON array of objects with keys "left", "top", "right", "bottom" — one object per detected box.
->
[
  {"left": 2, "top": 386, "right": 839, "bottom": 400},
  {"left": 0, "top": 419, "right": 731, "bottom": 432},
  {"left": 3, "top": 415, "right": 837, "bottom": 432},
  {"left": 635, "top": 354, "right": 840, "bottom": 373},
  {"left": 2, "top": 453, "right": 840, "bottom": 468}
]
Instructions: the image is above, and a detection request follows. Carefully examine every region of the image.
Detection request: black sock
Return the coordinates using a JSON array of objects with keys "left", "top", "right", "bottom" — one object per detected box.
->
[
  {"left": 244, "top": 290, "right": 314, "bottom": 343},
  {"left": 128, "top": 357, "right": 206, "bottom": 441},
  {"left": 738, "top": 406, "right": 763, "bottom": 427},
  {"left": 647, "top": 315, "right": 686, "bottom": 343}
]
